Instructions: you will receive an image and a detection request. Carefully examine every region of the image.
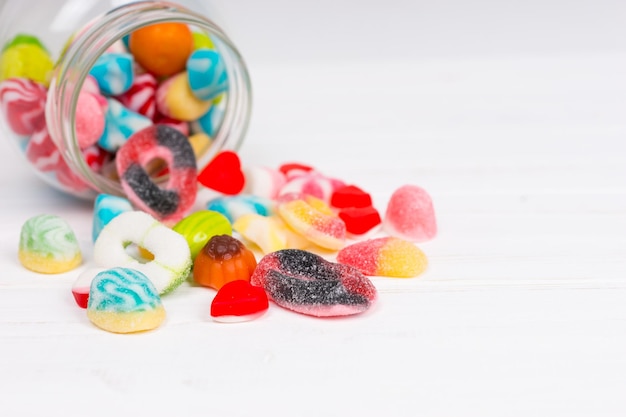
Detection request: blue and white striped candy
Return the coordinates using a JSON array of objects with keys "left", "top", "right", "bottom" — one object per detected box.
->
[
  {"left": 92, "top": 193, "right": 133, "bottom": 242},
  {"left": 206, "top": 195, "right": 274, "bottom": 223},
  {"left": 97, "top": 98, "right": 152, "bottom": 152},
  {"left": 88, "top": 52, "right": 134, "bottom": 96},
  {"left": 186, "top": 48, "right": 228, "bottom": 101},
  {"left": 192, "top": 98, "right": 224, "bottom": 138},
  {"left": 88, "top": 267, "right": 162, "bottom": 313}
]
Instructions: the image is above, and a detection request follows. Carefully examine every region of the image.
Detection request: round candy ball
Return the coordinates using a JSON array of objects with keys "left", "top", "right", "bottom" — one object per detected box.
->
[{"left": 129, "top": 23, "right": 194, "bottom": 77}]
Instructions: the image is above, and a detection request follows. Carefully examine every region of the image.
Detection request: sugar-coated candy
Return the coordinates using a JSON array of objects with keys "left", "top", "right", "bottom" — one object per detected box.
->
[
  {"left": 92, "top": 193, "right": 133, "bottom": 242},
  {"left": 0, "top": 77, "right": 47, "bottom": 135},
  {"left": 191, "top": 101, "right": 224, "bottom": 137},
  {"left": 233, "top": 213, "right": 310, "bottom": 255},
  {"left": 72, "top": 267, "right": 106, "bottom": 308},
  {"left": 172, "top": 210, "right": 232, "bottom": 260},
  {"left": 279, "top": 171, "right": 345, "bottom": 203},
  {"left": 277, "top": 193, "right": 346, "bottom": 250},
  {"left": 116, "top": 125, "right": 197, "bottom": 224},
  {"left": 75, "top": 91, "right": 105, "bottom": 149},
  {"left": 88, "top": 52, "right": 134, "bottom": 96},
  {"left": 193, "top": 235, "right": 257, "bottom": 290},
  {"left": 87, "top": 267, "right": 166, "bottom": 334},
  {"left": 97, "top": 98, "right": 152, "bottom": 152},
  {"left": 129, "top": 23, "right": 194, "bottom": 77},
  {"left": 338, "top": 206, "right": 382, "bottom": 235},
  {"left": 384, "top": 184, "right": 437, "bottom": 242},
  {"left": 279, "top": 162, "right": 313, "bottom": 178},
  {"left": 210, "top": 280, "right": 269, "bottom": 323},
  {"left": 93, "top": 211, "right": 192, "bottom": 294},
  {"left": 197, "top": 150, "right": 245, "bottom": 195},
  {"left": 0, "top": 34, "right": 53, "bottom": 85},
  {"left": 206, "top": 194, "right": 273, "bottom": 223},
  {"left": 243, "top": 166, "right": 286, "bottom": 199},
  {"left": 187, "top": 48, "right": 228, "bottom": 101},
  {"left": 337, "top": 237, "right": 428, "bottom": 278},
  {"left": 156, "top": 72, "right": 212, "bottom": 121},
  {"left": 18, "top": 214, "right": 81, "bottom": 274},
  {"left": 331, "top": 184, "right": 372, "bottom": 208},
  {"left": 155, "top": 115, "right": 189, "bottom": 136},
  {"left": 116, "top": 72, "right": 157, "bottom": 120},
  {"left": 250, "top": 249, "right": 377, "bottom": 317}
]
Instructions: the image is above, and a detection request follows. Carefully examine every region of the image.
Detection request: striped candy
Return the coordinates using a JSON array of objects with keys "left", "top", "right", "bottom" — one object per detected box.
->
[
  {"left": 0, "top": 77, "right": 47, "bottom": 135},
  {"left": 186, "top": 48, "right": 228, "bottom": 101},
  {"left": 172, "top": 210, "right": 232, "bottom": 260}
]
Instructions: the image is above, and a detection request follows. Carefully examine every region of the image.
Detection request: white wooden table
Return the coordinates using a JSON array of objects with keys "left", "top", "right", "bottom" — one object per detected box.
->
[{"left": 2, "top": 2, "right": 626, "bottom": 415}]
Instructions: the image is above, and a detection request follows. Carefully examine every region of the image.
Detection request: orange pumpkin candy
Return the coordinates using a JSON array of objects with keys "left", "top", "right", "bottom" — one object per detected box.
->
[{"left": 193, "top": 235, "right": 257, "bottom": 290}]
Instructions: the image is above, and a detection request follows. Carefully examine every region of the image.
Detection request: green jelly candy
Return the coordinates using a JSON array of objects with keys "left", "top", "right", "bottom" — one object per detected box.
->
[
  {"left": 192, "top": 31, "right": 215, "bottom": 50},
  {"left": 2, "top": 33, "right": 49, "bottom": 53},
  {"left": 173, "top": 210, "right": 232, "bottom": 260}
]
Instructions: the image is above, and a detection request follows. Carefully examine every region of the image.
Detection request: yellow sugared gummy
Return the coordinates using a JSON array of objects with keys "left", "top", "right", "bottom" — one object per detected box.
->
[
  {"left": 0, "top": 44, "right": 54, "bottom": 86},
  {"left": 87, "top": 307, "right": 166, "bottom": 334},
  {"left": 18, "top": 250, "right": 81, "bottom": 274},
  {"left": 377, "top": 238, "right": 428, "bottom": 278}
]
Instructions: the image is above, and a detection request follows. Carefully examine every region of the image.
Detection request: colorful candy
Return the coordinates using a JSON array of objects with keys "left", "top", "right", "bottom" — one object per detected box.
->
[
  {"left": 88, "top": 52, "right": 134, "bottom": 96},
  {"left": 156, "top": 71, "right": 212, "bottom": 121},
  {"left": 116, "top": 72, "right": 157, "bottom": 120},
  {"left": 0, "top": 34, "right": 53, "bottom": 85},
  {"left": 75, "top": 91, "right": 105, "bottom": 149},
  {"left": 93, "top": 211, "right": 192, "bottom": 294},
  {"left": 97, "top": 98, "right": 152, "bottom": 152},
  {"left": 276, "top": 193, "right": 346, "bottom": 250},
  {"left": 210, "top": 280, "right": 269, "bottom": 322},
  {"left": 206, "top": 194, "right": 273, "bottom": 223},
  {"left": 197, "top": 150, "right": 245, "bottom": 195},
  {"left": 331, "top": 184, "right": 372, "bottom": 208},
  {"left": 193, "top": 234, "right": 257, "bottom": 290},
  {"left": 129, "top": 23, "right": 194, "bottom": 77},
  {"left": 0, "top": 77, "right": 47, "bottom": 135},
  {"left": 186, "top": 48, "right": 228, "bottom": 101},
  {"left": 384, "top": 184, "right": 437, "bottom": 242},
  {"left": 172, "top": 210, "right": 232, "bottom": 260},
  {"left": 92, "top": 193, "right": 133, "bottom": 242},
  {"left": 25, "top": 126, "right": 62, "bottom": 172},
  {"left": 233, "top": 213, "right": 310, "bottom": 254},
  {"left": 72, "top": 267, "right": 105, "bottom": 308},
  {"left": 243, "top": 166, "right": 286, "bottom": 199},
  {"left": 338, "top": 206, "right": 382, "bottom": 235},
  {"left": 116, "top": 125, "right": 197, "bottom": 224},
  {"left": 191, "top": 101, "right": 224, "bottom": 137},
  {"left": 18, "top": 214, "right": 82, "bottom": 274},
  {"left": 250, "top": 249, "right": 377, "bottom": 317},
  {"left": 279, "top": 171, "right": 345, "bottom": 203},
  {"left": 337, "top": 237, "right": 428, "bottom": 278},
  {"left": 87, "top": 267, "right": 166, "bottom": 333}
]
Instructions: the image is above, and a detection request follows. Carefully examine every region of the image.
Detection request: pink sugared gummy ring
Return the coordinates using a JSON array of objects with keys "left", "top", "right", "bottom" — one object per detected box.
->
[{"left": 115, "top": 125, "right": 197, "bottom": 224}]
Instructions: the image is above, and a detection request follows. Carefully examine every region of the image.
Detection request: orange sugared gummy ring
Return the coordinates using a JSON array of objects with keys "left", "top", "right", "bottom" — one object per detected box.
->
[{"left": 129, "top": 23, "right": 193, "bottom": 77}]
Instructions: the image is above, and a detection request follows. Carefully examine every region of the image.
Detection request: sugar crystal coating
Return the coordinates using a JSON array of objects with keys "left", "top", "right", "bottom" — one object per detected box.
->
[
  {"left": 337, "top": 237, "right": 428, "bottom": 278},
  {"left": 384, "top": 184, "right": 437, "bottom": 242},
  {"left": 250, "top": 249, "right": 377, "bottom": 317}
]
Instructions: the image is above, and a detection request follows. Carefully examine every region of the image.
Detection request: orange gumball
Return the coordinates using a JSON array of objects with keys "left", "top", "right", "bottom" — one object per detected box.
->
[
  {"left": 193, "top": 235, "right": 258, "bottom": 290},
  {"left": 129, "top": 23, "right": 193, "bottom": 76}
]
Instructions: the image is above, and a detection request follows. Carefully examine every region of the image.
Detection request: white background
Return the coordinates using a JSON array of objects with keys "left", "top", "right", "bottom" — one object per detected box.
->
[{"left": 1, "top": 1, "right": 626, "bottom": 416}]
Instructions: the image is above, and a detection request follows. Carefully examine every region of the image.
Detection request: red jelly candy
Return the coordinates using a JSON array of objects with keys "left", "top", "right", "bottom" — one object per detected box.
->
[
  {"left": 278, "top": 162, "right": 313, "bottom": 177},
  {"left": 331, "top": 184, "right": 372, "bottom": 208},
  {"left": 250, "top": 249, "right": 377, "bottom": 317},
  {"left": 211, "top": 280, "right": 269, "bottom": 322},
  {"left": 197, "top": 150, "right": 245, "bottom": 195},
  {"left": 338, "top": 206, "right": 381, "bottom": 235}
]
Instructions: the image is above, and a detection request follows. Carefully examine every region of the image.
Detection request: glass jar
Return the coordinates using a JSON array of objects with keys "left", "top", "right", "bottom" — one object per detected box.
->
[{"left": 0, "top": 0, "right": 252, "bottom": 198}]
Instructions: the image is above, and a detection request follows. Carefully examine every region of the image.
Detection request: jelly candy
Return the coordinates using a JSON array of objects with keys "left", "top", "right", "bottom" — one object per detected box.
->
[
  {"left": 277, "top": 193, "right": 346, "bottom": 250},
  {"left": 337, "top": 237, "right": 428, "bottom": 278},
  {"left": 197, "top": 150, "right": 245, "bottom": 195},
  {"left": 250, "top": 249, "right": 377, "bottom": 317},
  {"left": 338, "top": 206, "right": 382, "bottom": 235},
  {"left": 87, "top": 267, "right": 166, "bottom": 333},
  {"left": 210, "top": 280, "right": 269, "bottom": 322},
  {"left": 193, "top": 234, "right": 257, "bottom": 290},
  {"left": 172, "top": 210, "right": 232, "bottom": 260},
  {"left": 331, "top": 184, "right": 372, "bottom": 208},
  {"left": 72, "top": 267, "right": 106, "bottom": 308},
  {"left": 384, "top": 184, "right": 437, "bottom": 242}
]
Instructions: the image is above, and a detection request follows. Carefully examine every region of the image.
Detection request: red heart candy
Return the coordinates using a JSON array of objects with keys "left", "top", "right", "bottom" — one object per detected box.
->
[
  {"left": 197, "top": 150, "right": 245, "bottom": 195},
  {"left": 331, "top": 184, "right": 372, "bottom": 208},
  {"left": 338, "top": 206, "right": 382, "bottom": 235},
  {"left": 211, "top": 280, "right": 269, "bottom": 322}
]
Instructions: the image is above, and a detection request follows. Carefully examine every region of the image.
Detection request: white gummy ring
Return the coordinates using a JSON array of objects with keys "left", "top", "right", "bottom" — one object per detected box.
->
[{"left": 93, "top": 211, "right": 192, "bottom": 294}]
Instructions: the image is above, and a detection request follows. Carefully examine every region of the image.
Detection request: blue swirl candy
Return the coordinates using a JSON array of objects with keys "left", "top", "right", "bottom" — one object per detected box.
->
[
  {"left": 92, "top": 193, "right": 133, "bottom": 242},
  {"left": 206, "top": 195, "right": 274, "bottom": 223},
  {"left": 88, "top": 267, "right": 162, "bottom": 313}
]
